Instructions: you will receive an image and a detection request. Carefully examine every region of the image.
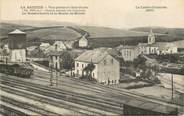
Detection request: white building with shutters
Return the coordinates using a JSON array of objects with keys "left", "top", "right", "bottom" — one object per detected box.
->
[{"left": 75, "top": 48, "right": 120, "bottom": 85}]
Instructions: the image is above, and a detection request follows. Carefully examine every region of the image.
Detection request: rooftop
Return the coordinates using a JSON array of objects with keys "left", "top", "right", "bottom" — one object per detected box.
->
[
  {"left": 75, "top": 48, "right": 120, "bottom": 63},
  {"left": 117, "top": 45, "right": 137, "bottom": 50},
  {"left": 8, "top": 29, "right": 26, "bottom": 34},
  {"left": 149, "top": 42, "right": 176, "bottom": 50},
  {"left": 48, "top": 51, "right": 64, "bottom": 56}
]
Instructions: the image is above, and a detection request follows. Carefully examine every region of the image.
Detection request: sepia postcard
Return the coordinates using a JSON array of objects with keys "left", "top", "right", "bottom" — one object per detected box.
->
[{"left": 0, "top": 0, "right": 184, "bottom": 115}]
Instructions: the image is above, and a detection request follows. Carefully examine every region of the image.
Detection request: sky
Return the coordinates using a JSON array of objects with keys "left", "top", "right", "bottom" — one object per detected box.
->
[{"left": 1, "top": 0, "right": 184, "bottom": 28}]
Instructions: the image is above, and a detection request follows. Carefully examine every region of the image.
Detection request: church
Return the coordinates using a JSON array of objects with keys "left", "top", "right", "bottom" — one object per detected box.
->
[{"left": 137, "top": 30, "right": 177, "bottom": 55}]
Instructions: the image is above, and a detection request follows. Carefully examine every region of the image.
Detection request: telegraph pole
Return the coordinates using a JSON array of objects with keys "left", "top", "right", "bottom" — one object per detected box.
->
[
  {"left": 50, "top": 64, "right": 53, "bottom": 86},
  {"left": 171, "top": 74, "right": 174, "bottom": 101},
  {"left": 56, "top": 69, "right": 59, "bottom": 86}
]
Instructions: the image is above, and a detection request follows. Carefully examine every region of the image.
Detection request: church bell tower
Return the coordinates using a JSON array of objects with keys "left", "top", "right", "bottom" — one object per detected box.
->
[{"left": 148, "top": 29, "right": 155, "bottom": 44}]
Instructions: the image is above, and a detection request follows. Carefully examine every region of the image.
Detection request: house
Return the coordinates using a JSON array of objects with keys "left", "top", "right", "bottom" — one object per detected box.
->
[
  {"left": 137, "top": 43, "right": 158, "bottom": 55},
  {"left": 53, "top": 41, "right": 67, "bottom": 51},
  {"left": 75, "top": 48, "right": 120, "bottom": 85},
  {"left": 117, "top": 45, "right": 139, "bottom": 61},
  {"left": 42, "top": 41, "right": 67, "bottom": 54},
  {"left": 0, "top": 44, "right": 10, "bottom": 62},
  {"left": 79, "top": 34, "right": 88, "bottom": 48},
  {"left": 153, "top": 42, "right": 178, "bottom": 55},
  {"left": 137, "top": 43, "right": 148, "bottom": 54},
  {"left": 39, "top": 43, "right": 50, "bottom": 50},
  {"left": 27, "top": 46, "right": 37, "bottom": 52}
]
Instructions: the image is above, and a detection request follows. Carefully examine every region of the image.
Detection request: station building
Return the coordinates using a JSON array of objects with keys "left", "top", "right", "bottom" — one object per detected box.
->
[{"left": 75, "top": 48, "right": 120, "bottom": 85}]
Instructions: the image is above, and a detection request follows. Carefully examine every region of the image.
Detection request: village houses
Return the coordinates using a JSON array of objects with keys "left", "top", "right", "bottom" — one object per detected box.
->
[
  {"left": 137, "top": 29, "right": 178, "bottom": 55},
  {"left": 39, "top": 42, "right": 50, "bottom": 50},
  {"left": 39, "top": 41, "right": 67, "bottom": 54},
  {"left": 116, "top": 29, "right": 178, "bottom": 61},
  {"left": 75, "top": 48, "right": 120, "bottom": 85}
]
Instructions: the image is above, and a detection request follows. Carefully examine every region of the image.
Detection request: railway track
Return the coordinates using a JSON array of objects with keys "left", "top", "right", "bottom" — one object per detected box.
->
[
  {"left": 33, "top": 70, "right": 184, "bottom": 107},
  {"left": 1, "top": 96, "right": 58, "bottom": 116},
  {"left": 1, "top": 84, "right": 110, "bottom": 115},
  {"left": 0, "top": 75, "right": 123, "bottom": 115},
  {"left": 1, "top": 72, "right": 183, "bottom": 115},
  {"left": 0, "top": 101, "right": 40, "bottom": 116}
]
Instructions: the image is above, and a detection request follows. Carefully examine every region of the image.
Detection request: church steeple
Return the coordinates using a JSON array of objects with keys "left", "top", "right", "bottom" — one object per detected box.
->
[{"left": 148, "top": 29, "right": 155, "bottom": 44}]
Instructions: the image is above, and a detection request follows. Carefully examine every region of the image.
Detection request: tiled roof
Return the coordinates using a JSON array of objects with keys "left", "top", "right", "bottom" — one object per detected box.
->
[
  {"left": 79, "top": 36, "right": 88, "bottom": 41},
  {"left": 148, "top": 42, "right": 176, "bottom": 50},
  {"left": 117, "top": 45, "right": 137, "bottom": 50},
  {"left": 75, "top": 48, "right": 120, "bottom": 63}
]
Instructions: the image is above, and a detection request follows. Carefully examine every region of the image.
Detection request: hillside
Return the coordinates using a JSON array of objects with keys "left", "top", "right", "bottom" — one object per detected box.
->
[
  {"left": 77, "top": 26, "right": 154, "bottom": 38},
  {"left": 131, "top": 26, "right": 184, "bottom": 34},
  {"left": 1, "top": 22, "right": 184, "bottom": 48},
  {"left": 72, "top": 26, "right": 184, "bottom": 48},
  {"left": 0, "top": 23, "right": 82, "bottom": 43},
  {"left": 131, "top": 27, "right": 184, "bottom": 39},
  {"left": 0, "top": 22, "right": 34, "bottom": 38},
  {"left": 26, "top": 27, "right": 81, "bottom": 41},
  {"left": 2, "top": 20, "right": 77, "bottom": 27}
]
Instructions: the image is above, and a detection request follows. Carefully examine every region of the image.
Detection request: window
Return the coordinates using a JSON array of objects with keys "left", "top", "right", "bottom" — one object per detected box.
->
[
  {"left": 103, "top": 60, "right": 106, "bottom": 65},
  {"left": 112, "top": 80, "right": 114, "bottom": 83},
  {"left": 92, "top": 73, "right": 95, "bottom": 77},
  {"left": 82, "top": 64, "right": 84, "bottom": 68},
  {"left": 115, "top": 80, "right": 116, "bottom": 83},
  {"left": 77, "top": 70, "right": 79, "bottom": 75},
  {"left": 77, "top": 63, "right": 79, "bottom": 67},
  {"left": 111, "top": 59, "right": 114, "bottom": 64},
  {"left": 129, "top": 51, "right": 131, "bottom": 56}
]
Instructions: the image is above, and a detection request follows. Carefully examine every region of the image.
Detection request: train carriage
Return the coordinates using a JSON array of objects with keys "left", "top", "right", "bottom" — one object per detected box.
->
[
  {"left": 0, "top": 63, "right": 33, "bottom": 78},
  {"left": 123, "top": 100, "right": 178, "bottom": 115}
]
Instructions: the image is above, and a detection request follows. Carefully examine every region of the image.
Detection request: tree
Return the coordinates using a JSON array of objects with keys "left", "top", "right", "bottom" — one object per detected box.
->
[
  {"left": 61, "top": 51, "right": 74, "bottom": 70},
  {"left": 133, "top": 56, "right": 146, "bottom": 69}
]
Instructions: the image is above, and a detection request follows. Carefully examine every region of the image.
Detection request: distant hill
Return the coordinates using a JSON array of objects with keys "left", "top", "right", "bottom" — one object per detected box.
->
[
  {"left": 0, "top": 22, "right": 81, "bottom": 42},
  {"left": 0, "top": 22, "right": 34, "bottom": 38},
  {"left": 130, "top": 27, "right": 184, "bottom": 38},
  {"left": 26, "top": 27, "right": 81, "bottom": 42},
  {"left": 1, "top": 22, "right": 184, "bottom": 48},
  {"left": 76, "top": 26, "right": 154, "bottom": 38},
  {"left": 2, "top": 20, "right": 77, "bottom": 27}
]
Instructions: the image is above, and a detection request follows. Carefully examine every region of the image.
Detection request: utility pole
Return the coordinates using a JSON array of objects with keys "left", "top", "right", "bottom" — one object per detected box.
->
[
  {"left": 171, "top": 74, "right": 174, "bottom": 101},
  {"left": 50, "top": 64, "right": 53, "bottom": 86},
  {"left": 56, "top": 68, "right": 59, "bottom": 87},
  {"left": 6, "top": 57, "right": 8, "bottom": 76}
]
